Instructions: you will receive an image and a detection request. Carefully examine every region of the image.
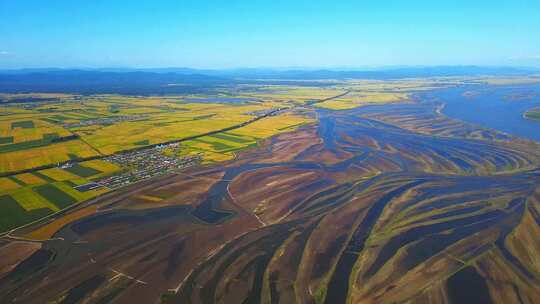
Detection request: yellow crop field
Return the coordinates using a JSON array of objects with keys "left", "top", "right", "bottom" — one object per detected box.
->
[
  {"left": 178, "top": 131, "right": 256, "bottom": 163},
  {"left": 345, "top": 78, "right": 458, "bottom": 91},
  {"left": 38, "top": 168, "right": 81, "bottom": 181},
  {"left": 177, "top": 111, "right": 314, "bottom": 163},
  {"left": 80, "top": 116, "right": 254, "bottom": 154},
  {"left": 313, "top": 100, "right": 358, "bottom": 110},
  {"left": 120, "top": 107, "right": 165, "bottom": 115},
  {"left": 13, "top": 173, "right": 46, "bottom": 185},
  {"left": 315, "top": 92, "right": 409, "bottom": 110},
  {"left": 135, "top": 194, "right": 164, "bottom": 202},
  {"left": 199, "top": 151, "right": 235, "bottom": 163},
  {"left": 10, "top": 188, "right": 59, "bottom": 212},
  {"left": 230, "top": 112, "right": 314, "bottom": 138},
  {"left": 0, "top": 174, "right": 111, "bottom": 233},
  {"left": 0, "top": 119, "right": 71, "bottom": 143},
  {"left": 240, "top": 85, "right": 344, "bottom": 104},
  {"left": 0, "top": 178, "right": 21, "bottom": 192},
  {"left": 0, "top": 90, "right": 312, "bottom": 174},
  {"left": 178, "top": 142, "right": 235, "bottom": 164},
  {"left": 0, "top": 139, "right": 100, "bottom": 174},
  {"left": 203, "top": 135, "right": 253, "bottom": 148},
  {"left": 1, "top": 92, "right": 310, "bottom": 173}
]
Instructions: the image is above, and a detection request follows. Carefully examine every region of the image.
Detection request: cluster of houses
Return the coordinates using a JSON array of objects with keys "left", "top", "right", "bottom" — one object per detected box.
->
[
  {"left": 95, "top": 144, "right": 201, "bottom": 189},
  {"left": 88, "top": 109, "right": 287, "bottom": 190}
]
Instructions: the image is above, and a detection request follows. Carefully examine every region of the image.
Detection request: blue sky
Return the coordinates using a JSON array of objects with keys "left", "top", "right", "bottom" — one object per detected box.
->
[{"left": 1, "top": 0, "right": 539, "bottom": 69}]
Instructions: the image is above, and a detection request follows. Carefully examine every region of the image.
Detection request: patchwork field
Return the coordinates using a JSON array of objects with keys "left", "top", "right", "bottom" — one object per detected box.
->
[
  {"left": 315, "top": 92, "right": 409, "bottom": 110},
  {"left": 2, "top": 80, "right": 540, "bottom": 304},
  {"left": 0, "top": 159, "right": 121, "bottom": 233},
  {"left": 313, "top": 78, "right": 461, "bottom": 110},
  {"left": 0, "top": 87, "right": 328, "bottom": 232},
  {"left": 177, "top": 112, "right": 315, "bottom": 163},
  {"left": 0, "top": 91, "right": 321, "bottom": 174},
  {"left": 0, "top": 180, "right": 109, "bottom": 232},
  {"left": 237, "top": 85, "right": 345, "bottom": 104},
  {"left": 0, "top": 80, "right": 466, "bottom": 234},
  {"left": 5, "top": 78, "right": 539, "bottom": 304}
]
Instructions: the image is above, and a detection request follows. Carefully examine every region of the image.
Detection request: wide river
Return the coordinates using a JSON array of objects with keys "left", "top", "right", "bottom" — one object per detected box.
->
[{"left": 419, "top": 84, "right": 540, "bottom": 142}]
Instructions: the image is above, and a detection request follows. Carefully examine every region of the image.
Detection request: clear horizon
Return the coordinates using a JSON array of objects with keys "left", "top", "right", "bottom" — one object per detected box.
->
[{"left": 1, "top": 0, "right": 540, "bottom": 69}]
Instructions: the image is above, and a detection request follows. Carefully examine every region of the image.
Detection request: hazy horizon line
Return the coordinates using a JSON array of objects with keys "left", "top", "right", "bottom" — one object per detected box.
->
[{"left": 1, "top": 64, "right": 539, "bottom": 72}]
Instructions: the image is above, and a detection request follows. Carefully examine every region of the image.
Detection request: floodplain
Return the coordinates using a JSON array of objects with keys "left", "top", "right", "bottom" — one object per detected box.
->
[{"left": 1, "top": 76, "right": 540, "bottom": 304}]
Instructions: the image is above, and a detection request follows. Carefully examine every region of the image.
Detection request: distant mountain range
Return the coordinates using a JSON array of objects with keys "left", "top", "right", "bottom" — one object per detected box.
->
[
  {"left": 0, "top": 70, "right": 230, "bottom": 94},
  {"left": 0, "top": 66, "right": 538, "bottom": 94}
]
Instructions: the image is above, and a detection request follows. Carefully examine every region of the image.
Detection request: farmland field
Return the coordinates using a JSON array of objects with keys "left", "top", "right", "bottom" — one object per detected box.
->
[
  {"left": 3, "top": 0, "right": 540, "bottom": 302},
  {"left": 64, "top": 163, "right": 102, "bottom": 178},
  {"left": 2, "top": 76, "right": 540, "bottom": 304},
  {"left": 34, "top": 184, "right": 77, "bottom": 209},
  {"left": 0, "top": 78, "right": 518, "bottom": 234},
  {"left": 0, "top": 86, "right": 331, "bottom": 232},
  {"left": 0, "top": 195, "right": 51, "bottom": 232},
  {"left": 0, "top": 87, "right": 343, "bottom": 176}
]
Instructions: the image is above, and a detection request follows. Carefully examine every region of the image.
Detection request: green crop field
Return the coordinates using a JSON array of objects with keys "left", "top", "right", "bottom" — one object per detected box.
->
[
  {"left": 32, "top": 171, "right": 57, "bottom": 182},
  {"left": 208, "top": 132, "right": 254, "bottom": 144},
  {"left": 0, "top": 136, "right": 13, "bottom": 144},
  {"left": 10, "top": 187, "right": 59, "bottom": 212},
  {"left": 34, "top": 184, "right": 77, "bottom": 209},
  {"left": 0, "top": 177, "right": 109, "bottom": 233},
  {"left": 11, "top": 120, "right": 35, "bottom": 129},
  {"left": 64, "top": 164, "right": 102, "bottom": 178},
  {"left": 0, "top": 133, "right": 71, "bottom": 153},
  {"left": 0, "top": 195, "right": 51, "bottom": 232}
]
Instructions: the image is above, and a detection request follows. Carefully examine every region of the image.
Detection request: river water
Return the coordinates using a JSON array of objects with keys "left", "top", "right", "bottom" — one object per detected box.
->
[{"left": 420, "top": 84, "right": 540, "bottom": 142}]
